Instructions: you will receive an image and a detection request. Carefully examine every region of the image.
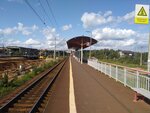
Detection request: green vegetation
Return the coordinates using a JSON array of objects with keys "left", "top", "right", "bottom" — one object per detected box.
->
[
  {"left": 0, "top": 60, "right": 58, "bottom": 98},
  {"left": 84, "top": 49, "right": 148, "bottom": 70}
]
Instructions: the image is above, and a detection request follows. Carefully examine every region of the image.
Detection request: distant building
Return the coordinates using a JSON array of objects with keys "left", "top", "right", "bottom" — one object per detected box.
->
[
  {"left": 0, "top": 47, "right": 7, "bottom": 56},
  {"left": 0, "top": 46, "right": 39, "bottom": 59},
  {"left": 118, "top": 50, "right": 134, "bottom": 57}
]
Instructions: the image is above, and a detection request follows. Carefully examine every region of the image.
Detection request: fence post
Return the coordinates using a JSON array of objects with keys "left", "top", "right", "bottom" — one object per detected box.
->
[
  {"left": 116, "top": 66, "right": 118, "bottom": 81},
  {"left": 101, "top": 63, "right": 103, "bottom": 73},
  {"left": 105, "top": 63, "right": 107, "bottom": 75},
  {"left": 136, "top": 71, "right": 139, "bottom": 88},
  {"left": 96, "top": 61, "right": 98, "bottom": 70},
  {"left": 109, "top": 65, "right": 111, "bottom": 78},
  {"left": 99, "top": 62, "right": 101, "bottom": 72},
  {"left": 148, "top": 78, "right": 150, "bottom": 91},
  {"left": 124, "top": 68, "right": 127, "bottom": 86}
]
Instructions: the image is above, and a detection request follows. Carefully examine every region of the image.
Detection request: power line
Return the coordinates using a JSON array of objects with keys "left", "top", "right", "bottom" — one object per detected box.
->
[
  {"left": 45, "top": 0, "right": 59, "bottom": 28},
  {"left": 24, "top": 0, "right": 47, "bottom": 26},
  {"left": 38, "top": 0, "right": 54, "bottom": 26}
]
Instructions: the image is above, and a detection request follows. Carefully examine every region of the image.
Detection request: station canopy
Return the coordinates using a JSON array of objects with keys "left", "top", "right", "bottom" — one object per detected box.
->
[{"left": 67, "top": 36, "right": 97, "bottom": 50}]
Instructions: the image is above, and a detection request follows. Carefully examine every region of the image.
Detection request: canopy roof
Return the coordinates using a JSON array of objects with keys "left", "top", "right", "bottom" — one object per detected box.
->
[{"left": 67, "top": 36, "right": 97, "bottom": 50}]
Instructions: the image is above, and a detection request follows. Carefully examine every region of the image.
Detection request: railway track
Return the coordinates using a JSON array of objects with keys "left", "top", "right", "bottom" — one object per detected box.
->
[{"left": 0, "top": 58, "right": 67, "bottom": 113}]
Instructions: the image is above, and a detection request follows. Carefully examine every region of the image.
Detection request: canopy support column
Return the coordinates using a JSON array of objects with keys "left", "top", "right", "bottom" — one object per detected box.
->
[{"left": 81, "top": 44, "right": 83, "bottom": 64}]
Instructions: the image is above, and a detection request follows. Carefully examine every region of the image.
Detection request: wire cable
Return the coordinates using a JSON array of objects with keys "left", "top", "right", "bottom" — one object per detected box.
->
[
  {"left": 24, "top": 0, "right": 47, "bottom": 26},
  {"left": 45, "top": 0, "right": 59, "bottom": 27},
  {"left": 38, "top": 0, "right": 54, "bottom": 26}
]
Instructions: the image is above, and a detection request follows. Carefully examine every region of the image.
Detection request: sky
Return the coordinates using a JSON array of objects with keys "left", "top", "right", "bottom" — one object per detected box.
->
[{"left": 0, "top": 0, "right": 150, "bottom": 51}]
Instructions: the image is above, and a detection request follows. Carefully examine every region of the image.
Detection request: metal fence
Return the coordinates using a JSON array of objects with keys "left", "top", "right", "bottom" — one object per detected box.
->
[{"left": 88, "top": 59, "right": 150, "bottom": 99}]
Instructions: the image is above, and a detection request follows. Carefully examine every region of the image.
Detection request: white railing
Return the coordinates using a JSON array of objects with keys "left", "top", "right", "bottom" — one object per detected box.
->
[{"left": 88, "top": 59, "right": 150, "bottom": 99}]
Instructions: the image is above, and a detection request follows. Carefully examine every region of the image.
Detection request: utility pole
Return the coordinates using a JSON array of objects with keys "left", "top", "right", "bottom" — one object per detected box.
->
[
  {"left": 54, "top": 36, "right": 56, "bottom": 60},
  {"left": 81, "top": 43, "right": 83, "bottom": 64},
  {"left": 140, "top": 46, "right": 143, "bottom": 66},
  {"left": 63, "top": 50, "right": 65, "bottom": 58},
  {"left": 148, "top": 31, "right": 150, "bottom": 71}
]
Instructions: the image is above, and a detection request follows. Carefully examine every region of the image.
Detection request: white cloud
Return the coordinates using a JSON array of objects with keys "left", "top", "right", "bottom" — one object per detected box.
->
[
  {"left": 92, "top": 27, "right": 136, "bottom": 40},
  {"left": 122, "top": 11, "right": 135, "bottom": 21},
  {"left": 0, "top": 27, "right": 17, "bottom": 35},
  {"left": 24, "top": 38, "right": 40, "bottom": 45},
  {"left": 91, "top": 27, "right": 148, "bottom": 51},
  {"left": 0, "top": 23, "right": 38, "bottom": 36},
  {"left": 81, "top": 11, "right": 135, "bottom": 28},
  {"left": 22, "top": 30, "right": 31, "bottom": 36},
  {"left": 0, "top": 24, "right": 67, "bottom": 49},
  {"left": 104, "top": 11, "right": 112, "bottom": 17},
  {"left": 32, "top": 25, "right": 39, "bottom": 31},
  {"left": 123, "top": 39, "right": 136, "bottom": 46},
  {"left": 81, "top": 12, "right": 114, "bottom": 28},
  {"left": 42, "top": 27, "right": 67, "bottom": 50},
  {"left": 7, "top": 40, "right": 22, "bottom": 46},
  {"left": 17, "top": 22, "right": 23, "bottom": 31},
  {"left": 17, "top": 23, "right": 37, "bottom": 36},
  {"left": 43, "top": 27, "right": 57, "bottom": 41},
  {"left": 62, "top": 24, "right": 72, "bottom": 31},
  {"left": 117, "top": 11, "right": 135, "bottom": 23}
]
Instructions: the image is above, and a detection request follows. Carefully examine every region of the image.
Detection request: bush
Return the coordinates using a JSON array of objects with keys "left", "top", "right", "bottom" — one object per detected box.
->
[
  {"left": 0, "top": 73, "right": 9, "bottom": 87},
  {"left": 0, "top": 87, "right": 15, "bottom": 97},
  {"left": 0, "top": 60, "right": 59, "bottom": 98}
]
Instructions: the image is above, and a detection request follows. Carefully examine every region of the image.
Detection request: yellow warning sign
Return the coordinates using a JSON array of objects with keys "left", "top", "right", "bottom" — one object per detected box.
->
[
  {"left": 134, "top": 4, "right": 149, "bottom": 24},
  {"left": 137, "top": 7, "right": 147, "bottom": 16}
]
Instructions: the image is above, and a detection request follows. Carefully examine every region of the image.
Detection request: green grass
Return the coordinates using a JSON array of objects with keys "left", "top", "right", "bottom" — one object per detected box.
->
[
  {"left": 0, "top": 60, "right": 58, "bottom": 98},
  {"left": 100, "top": 59, "right": 147, "bottom": 70},
  {"left": 0, "top": 87, "right": 16, "bottom": 97}
]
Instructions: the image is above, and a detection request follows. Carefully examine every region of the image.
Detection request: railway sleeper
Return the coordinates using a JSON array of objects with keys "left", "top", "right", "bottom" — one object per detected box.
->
[
  {"left": 27, "top": 89, "right": 45, "bottom": 94},
  {"left": 37, "top": 107, "right": 45, "bottom": 113},
  {"left": 17, "top": 100, "right": 36, "bottom": 104},
  {"left": 44, "top": 96, "right": 50, "bottom": 100},
  {"left": 13, "top": 103, "right": 33, "bottom": 108},
  {"left": 20, "top": 96, "right": 39, "bottom": 100},
  {"left": 40, "top": 102, "right": 47, "bottom": 108},
  {"left": 8, "top": 107, "right": 31, "bottom": 113},
  {"left": 23, "top": 93, "right": 42, "bottom": 97}
]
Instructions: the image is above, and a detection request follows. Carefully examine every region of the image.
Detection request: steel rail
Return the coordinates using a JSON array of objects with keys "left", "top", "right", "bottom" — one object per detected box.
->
[
  {"left": 29, "top": 58, "right": 66, "bottom": 113},
  {"left": 0, "top": 58, "right": 67, "bottom": 113}
]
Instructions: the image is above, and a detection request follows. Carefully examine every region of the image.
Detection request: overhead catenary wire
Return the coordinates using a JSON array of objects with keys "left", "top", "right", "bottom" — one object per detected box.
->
[
  {"left": 24, "top": 0, "right": 47, "bottom": 26},
  {"left": 38, "top": 0, "right": 54, "bottom": 27},
  {"left": 45, "top": 0, "right": 59, "bottom": 28},
  {"left": 45, "top": 0, "right": 59, "bottom": 59}
]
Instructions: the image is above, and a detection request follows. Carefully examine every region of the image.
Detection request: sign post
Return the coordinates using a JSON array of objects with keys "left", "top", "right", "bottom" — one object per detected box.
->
[{"left": 134, "top": 4, "right": 150, "bottom": 72}]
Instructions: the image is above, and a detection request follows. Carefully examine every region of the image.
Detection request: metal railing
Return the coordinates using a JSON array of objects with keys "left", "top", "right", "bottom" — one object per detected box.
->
[{"left": 88, "top": 59, "right": 150, "bottom": 98}]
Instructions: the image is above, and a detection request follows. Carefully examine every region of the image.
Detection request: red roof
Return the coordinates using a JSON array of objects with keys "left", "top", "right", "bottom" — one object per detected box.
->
[{"left": 67, "top": 36, "right": 97, "bottom": 50}]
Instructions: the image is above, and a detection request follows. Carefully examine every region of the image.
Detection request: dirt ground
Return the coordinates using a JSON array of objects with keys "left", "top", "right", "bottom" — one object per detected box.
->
[{"left": 0, "top": 57, "right": 45, "bottom": 80}]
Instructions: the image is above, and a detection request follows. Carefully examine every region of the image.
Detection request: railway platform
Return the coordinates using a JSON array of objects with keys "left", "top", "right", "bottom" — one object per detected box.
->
[{"left": 44, "top": 57, "right": 150, "bottom": 113}]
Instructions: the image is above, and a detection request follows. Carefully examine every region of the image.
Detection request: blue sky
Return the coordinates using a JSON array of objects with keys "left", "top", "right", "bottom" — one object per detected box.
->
[{"left": 0, "top": 0, "right": 150, "bottom": 51}]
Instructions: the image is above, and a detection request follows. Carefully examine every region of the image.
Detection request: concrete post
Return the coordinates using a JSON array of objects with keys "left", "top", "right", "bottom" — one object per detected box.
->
[{"left": 81, "top": 46, "right": 83, "bottom": 64}]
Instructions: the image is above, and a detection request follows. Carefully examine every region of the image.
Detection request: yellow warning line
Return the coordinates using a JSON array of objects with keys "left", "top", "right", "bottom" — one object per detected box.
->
[{"left": 69, "top": 57, "right": 77, "bottom": 113}]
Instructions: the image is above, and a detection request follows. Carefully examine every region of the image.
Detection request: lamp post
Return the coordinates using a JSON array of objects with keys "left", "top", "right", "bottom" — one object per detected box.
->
[{"left": 86, "top": 31, "right": 92, "bottom": 59}]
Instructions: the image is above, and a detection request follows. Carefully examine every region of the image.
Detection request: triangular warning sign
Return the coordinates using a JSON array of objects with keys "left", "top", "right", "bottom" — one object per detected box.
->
[{"left": 137, "top": 7, "right": 147, "bottom": 16}]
